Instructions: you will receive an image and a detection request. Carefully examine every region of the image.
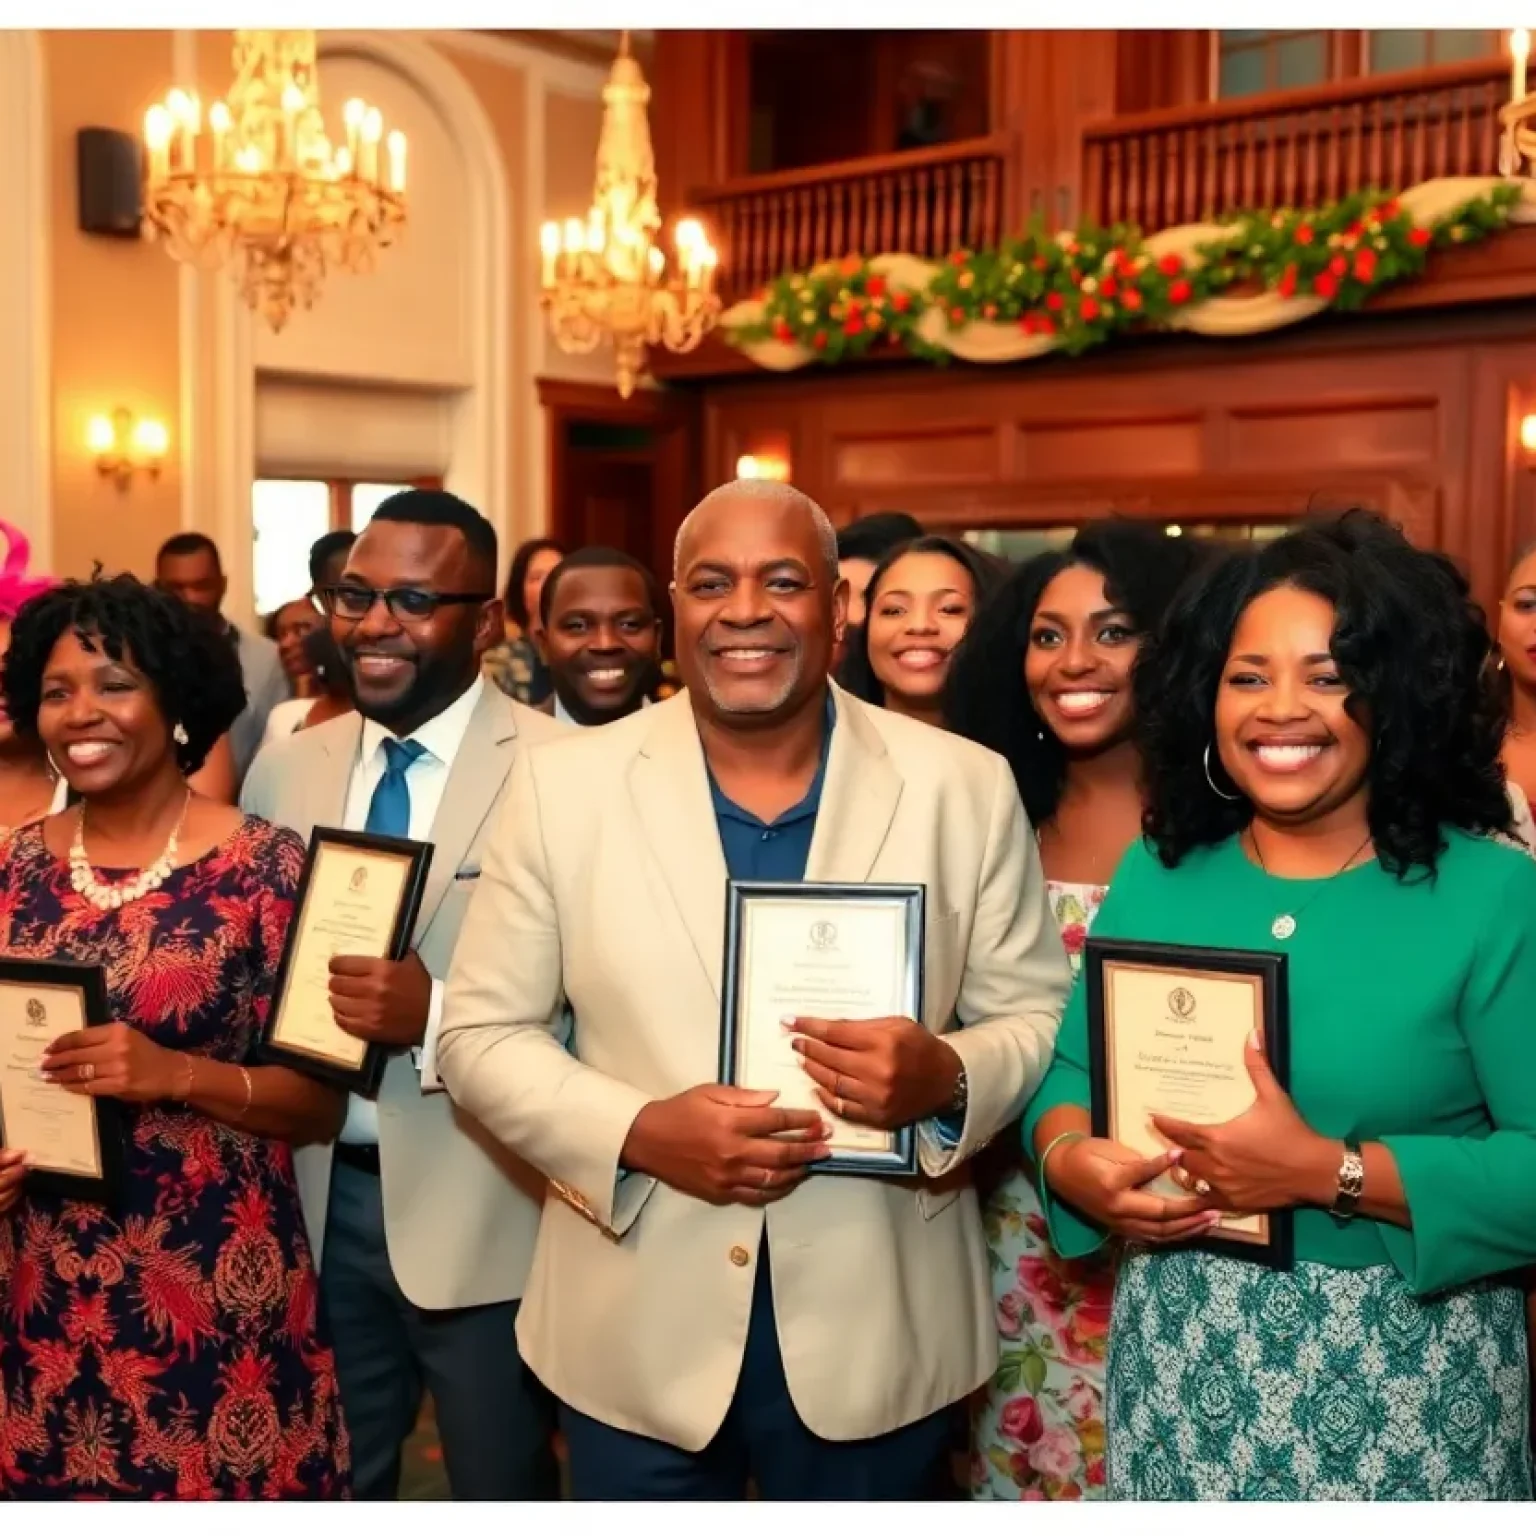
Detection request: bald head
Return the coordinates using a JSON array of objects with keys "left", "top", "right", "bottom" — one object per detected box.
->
[
  {"left": 670, "top": 478, "right": 847, "bottom": 730},
  {"left": 673, "top": 479, "right": 839, "bottom": 585}
]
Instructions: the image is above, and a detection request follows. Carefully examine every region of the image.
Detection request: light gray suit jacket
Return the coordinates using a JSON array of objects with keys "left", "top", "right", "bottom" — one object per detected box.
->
[
  {"left": 242, "top": 685, "right": 571, "bottom": 1310},
  {"left": 231, "top": 626, "right": 290, "bottom": 787}
]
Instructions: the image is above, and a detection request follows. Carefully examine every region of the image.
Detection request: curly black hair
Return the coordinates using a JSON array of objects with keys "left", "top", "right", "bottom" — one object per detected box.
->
[
  {"left": 944, "top": 520, "right": 1210, "bottom": 826},
  {"left": 1138, "top": 511, "right": 1510, "bottom": 877},
  {"left": 3, "top": 573, "right": 246, "bottom": 775},
  {"left": 837, "top": 536, "right": 1006, "bottom": 708}
]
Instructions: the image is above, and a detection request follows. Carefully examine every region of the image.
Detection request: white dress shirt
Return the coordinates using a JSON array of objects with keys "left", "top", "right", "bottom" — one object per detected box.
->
[
  {"left": 553, "top": 691, "right": 650, "bottom": 727},
  {"left": 337, "top": 676, "right": 484, "bottom": 1145}
]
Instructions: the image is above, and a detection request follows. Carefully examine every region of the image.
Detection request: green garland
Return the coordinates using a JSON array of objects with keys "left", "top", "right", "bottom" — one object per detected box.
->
[{"left": 728, "top": 184, "right": 1525, "bottom": 366}]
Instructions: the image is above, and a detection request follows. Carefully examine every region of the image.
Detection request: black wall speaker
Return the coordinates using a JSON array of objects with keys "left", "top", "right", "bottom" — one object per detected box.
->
[{"left": 77, "top": 127, "right": 144, "bottom": 238}]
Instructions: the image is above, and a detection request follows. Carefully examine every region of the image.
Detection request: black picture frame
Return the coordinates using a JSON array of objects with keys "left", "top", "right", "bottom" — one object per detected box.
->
[
  {"left": 0, "top": 959, "right": 124, "bottom": 1207},
  {"left": 259, "top": 826, "right": 433, "bottom": 1093},
  {"left": 1084, "top": 937, "right": 1293, "bottom": 1271},
  {"left": 719, "top": 880, "right": 925, "bottom": 1178}
]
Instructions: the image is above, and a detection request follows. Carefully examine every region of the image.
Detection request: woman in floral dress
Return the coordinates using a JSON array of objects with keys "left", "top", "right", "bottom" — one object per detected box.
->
[
  {"left": 946, "top": 521, "right": 1208, "bottom": 1499},
  {"left": 0, "top": 576, "right": 349, "bottom": 1498}
]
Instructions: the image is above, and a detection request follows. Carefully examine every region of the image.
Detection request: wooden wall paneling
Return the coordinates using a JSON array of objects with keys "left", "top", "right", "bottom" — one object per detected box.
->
[
  {"left": 1115, "top": 31, "right": 1213, "bottom": 114},
  {"left": 684, "top": 300, "right": 1536, "bottom": 614}
]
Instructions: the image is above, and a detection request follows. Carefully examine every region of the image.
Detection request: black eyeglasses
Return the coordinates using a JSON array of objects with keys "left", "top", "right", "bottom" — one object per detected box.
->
[{"left": 320, "top": 585, "right": 494, "bottom": 623}]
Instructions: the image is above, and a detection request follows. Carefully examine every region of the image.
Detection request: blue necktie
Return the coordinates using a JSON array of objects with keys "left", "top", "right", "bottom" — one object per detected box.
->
[{"left": 365, "top": 738, "right": 427, "bottom": 838}]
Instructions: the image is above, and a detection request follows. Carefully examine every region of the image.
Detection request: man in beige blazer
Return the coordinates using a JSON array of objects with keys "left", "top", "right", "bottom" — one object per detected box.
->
[
  {"left": 243, "top": 491, "right": 567, "bottom": 1501},
  {"left": 438, "top": 479, "right": 1070, "bottom": 1499}
]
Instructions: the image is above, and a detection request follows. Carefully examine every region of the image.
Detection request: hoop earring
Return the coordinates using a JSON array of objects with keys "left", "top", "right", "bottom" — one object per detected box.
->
[
  {"left": 173, "top": 723, "right": 189, "bottom": 747},
  {"left": 1498, "top": 654, "right": 1508, "bottom": 673},
  {"left": 1204, "top": 743, "right": 1241, "bottom": 802}
]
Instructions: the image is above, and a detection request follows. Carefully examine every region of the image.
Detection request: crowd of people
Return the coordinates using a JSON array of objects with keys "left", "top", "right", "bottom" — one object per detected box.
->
[{"left": 0, "top": 481, "right": 1534, "bottom": 1502}]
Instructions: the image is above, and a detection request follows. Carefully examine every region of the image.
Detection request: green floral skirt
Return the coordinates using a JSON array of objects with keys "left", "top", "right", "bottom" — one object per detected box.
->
[{"left": 1107, "top": 1250, "right": 1531, "bottom": 1500}]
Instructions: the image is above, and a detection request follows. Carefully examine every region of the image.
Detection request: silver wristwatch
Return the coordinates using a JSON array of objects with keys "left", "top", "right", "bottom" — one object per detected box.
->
[
  {"left": 945, "top": 1062, "right": 969, "bottom": 1119},
  {"left": 1329, "top": 1138, "right": 1364, "bottom": 1220}
]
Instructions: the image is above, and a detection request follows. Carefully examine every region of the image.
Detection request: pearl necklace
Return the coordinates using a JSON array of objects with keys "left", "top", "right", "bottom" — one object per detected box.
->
[{"left": 69, "top": 791, "right": 191, "bottom": 911}]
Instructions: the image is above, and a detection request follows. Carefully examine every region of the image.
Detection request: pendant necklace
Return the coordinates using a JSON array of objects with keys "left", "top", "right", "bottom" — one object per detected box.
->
[{"left": 1246, "top": 827, "right": 1373, "bottom": 941}]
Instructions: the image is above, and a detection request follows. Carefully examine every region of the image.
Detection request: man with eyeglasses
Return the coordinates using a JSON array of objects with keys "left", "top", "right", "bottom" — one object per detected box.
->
[{"left": 242, "top": 489, "right": 568, "bottom": 1501}]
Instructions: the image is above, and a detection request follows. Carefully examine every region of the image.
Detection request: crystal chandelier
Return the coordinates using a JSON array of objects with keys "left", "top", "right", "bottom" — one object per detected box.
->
[
  {"left": 141, "top": 31, "right": 407, "bottom": 331},
  {"left": 539, "top": 33, "right": 719, "bottom": 398}
]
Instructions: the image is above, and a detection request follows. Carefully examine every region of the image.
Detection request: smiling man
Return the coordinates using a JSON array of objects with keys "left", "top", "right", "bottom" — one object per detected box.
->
[
  {"left": 241, "top": 489, "right": 567, "bottom": 1502},
  {"left": 438, "top": 477, "right": 1070, "bottom": 1500},
  {"left": 537, "top": 547, "right": 663, "bottom": 727}
]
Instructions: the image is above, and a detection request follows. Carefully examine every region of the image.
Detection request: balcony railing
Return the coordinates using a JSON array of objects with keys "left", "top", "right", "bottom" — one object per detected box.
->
[
  {"left": 1083, "top": 58, "right": 1509, "bottom": 230},
  {"left": 691, "top": 135, "right": 1009, "bottom": 302}
]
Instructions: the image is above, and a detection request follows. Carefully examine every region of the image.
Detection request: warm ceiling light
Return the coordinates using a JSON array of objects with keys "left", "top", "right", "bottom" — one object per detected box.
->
[
  {"left": 88, "top": 408, "right": 168, "bottom": 489},
  {"left": 538, "top": 32, "right": 720, "bottom": 398},
  {"left": 141, "top": 31, "right": 407, "bottom": 330},
  {"left": 1521, "top": 413, "right": 1536, "bottom": 453},
  {"left": 736, "top": 453, "right": 790, "bottom": 482}
]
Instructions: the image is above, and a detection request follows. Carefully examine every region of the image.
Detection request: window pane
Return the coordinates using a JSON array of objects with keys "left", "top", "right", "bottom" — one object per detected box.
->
[
  {"left": 1219, "top": 48, "right": 1267, "bottom": 98},
  {"left": 1432, "top": 29, "right": 1497, "bottom": 64},
  {"left": 1276, "top": 33, "right": 1328, "bottom": 88},
  {"left": 1219, "top": 29, "right": 1271, "bottom": 45},
  {"left": 252, "top": 479, "right": 331, "bottom": 617},
  {"left": 1370, "top": 30, "right": 1428, "bottom": 73},
  {"left": 351, "top": 482, "right": 415, "bottom": 533}
]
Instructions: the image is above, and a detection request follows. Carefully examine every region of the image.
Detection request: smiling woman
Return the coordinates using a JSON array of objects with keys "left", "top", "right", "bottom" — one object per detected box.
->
[
  {"left": 1022, "top": 512, "right": 1536, "bottom": 1501},
  {"left": 0, "top": 573, "right": 350, "bottom": 1498},
  {"left": 836, "top": 535, "right": 1003, "bottom": 729}
]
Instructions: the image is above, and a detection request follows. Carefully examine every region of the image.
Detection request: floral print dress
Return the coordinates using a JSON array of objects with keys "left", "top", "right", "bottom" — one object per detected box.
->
[
  {"left": 969, "top": 880, "right": 1113, "bottom": 1501},
  {"left": 0, "top": 817, "right": 350, "bottom": 1498}
]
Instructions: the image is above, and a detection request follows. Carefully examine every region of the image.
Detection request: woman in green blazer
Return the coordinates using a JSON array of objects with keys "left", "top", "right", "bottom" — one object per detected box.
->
[{"left": 1026, "top": 512, "right": 1536, "bottom": 1500}]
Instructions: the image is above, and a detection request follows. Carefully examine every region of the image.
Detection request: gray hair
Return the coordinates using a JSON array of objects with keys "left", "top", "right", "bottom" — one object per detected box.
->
[{"left": 672, "top": 479, "right": 839, "bottom": 583}]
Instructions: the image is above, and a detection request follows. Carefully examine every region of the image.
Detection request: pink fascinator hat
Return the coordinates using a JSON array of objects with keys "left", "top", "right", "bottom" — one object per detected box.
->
[{"left": 0, "top": 521, "right": 56, "bottom": 621}]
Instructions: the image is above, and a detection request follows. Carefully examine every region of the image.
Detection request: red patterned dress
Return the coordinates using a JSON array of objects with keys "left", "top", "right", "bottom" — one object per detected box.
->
[{"left": 0, "top": 816, "right": 350, "bottom": 1499}]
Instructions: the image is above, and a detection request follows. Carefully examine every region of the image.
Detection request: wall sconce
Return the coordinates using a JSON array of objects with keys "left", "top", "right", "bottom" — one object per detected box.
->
[
  {"left": 736, "top": 452, "right": 791, "bottom": 482},
  {"left": 87, "top": 408, "right": 168, "bottom": 489},
  {"left": 1520, "top": 412, "right": 1536, "bottom": 455}
]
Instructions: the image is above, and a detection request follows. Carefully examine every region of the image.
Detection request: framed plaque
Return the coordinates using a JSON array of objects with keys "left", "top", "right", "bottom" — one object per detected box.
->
[
  {"left": 719, "top": 880, "right": 924, "bottom": 1177},
  {"left": 260, "top": 827, "right": 433, "bottom": 1092},
  {"left": 1085, "top": 937, "right": 1293, "bottom": 1269},
  {"left": 0, "top": 959, "right": 124, "bottom": 1206}
]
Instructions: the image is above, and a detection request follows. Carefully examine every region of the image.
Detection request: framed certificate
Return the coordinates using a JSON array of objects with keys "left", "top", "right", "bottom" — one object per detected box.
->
[
  {"left": 719, "top": 881, "right": 924, "bottom": 1177},
  {"left": 1085, "top": 937, "right": 1293, "bottom": 1270},
  {"left": 260, "top": 827, "right": 433, "bottom": 1092},
  {"left": 0, "top": 959, "right": 124, "bottom": 1206}
]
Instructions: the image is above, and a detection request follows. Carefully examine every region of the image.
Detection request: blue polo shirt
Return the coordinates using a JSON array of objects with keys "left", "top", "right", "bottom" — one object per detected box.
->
[{"left": 706, "top": 701, "right": 834, "bottom": 883}]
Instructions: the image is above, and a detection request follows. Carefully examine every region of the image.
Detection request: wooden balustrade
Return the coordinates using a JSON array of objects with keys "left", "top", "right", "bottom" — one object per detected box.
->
[
  {"left": 690, "top": 136, "right": 1009, "bottom": 302},
  {"left": 1083, "top": 59, "right": 1511, "bottom": 230}
]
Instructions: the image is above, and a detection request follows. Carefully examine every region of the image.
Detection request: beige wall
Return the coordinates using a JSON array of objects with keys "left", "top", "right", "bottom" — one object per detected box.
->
[
  {"left": 44, "top": 30, "right": 182, "bottom": 579},
  {"left": 31, "top": 29, "right": 606, "bottom": 591}
]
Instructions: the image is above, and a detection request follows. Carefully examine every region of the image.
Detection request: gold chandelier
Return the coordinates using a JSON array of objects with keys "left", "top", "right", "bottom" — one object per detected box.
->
[
  {"left": 539, "top": 33, "right": 719, "bottom": 398},
  {"left": 141, "top": 30, "right": 407, "bottom": 331}
]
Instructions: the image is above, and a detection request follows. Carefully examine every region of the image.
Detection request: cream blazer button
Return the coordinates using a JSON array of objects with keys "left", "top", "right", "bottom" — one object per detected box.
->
[{"left": 728, "top": 1245, "right": 750, "bottom": 1267}]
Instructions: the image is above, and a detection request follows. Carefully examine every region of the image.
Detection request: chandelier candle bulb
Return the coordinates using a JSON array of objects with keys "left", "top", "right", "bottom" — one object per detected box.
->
[
  {"left": 386, "top": 131, "right": 406, "bottom": 193},
  {"left": 1515, "top": 28, "right": 1530, "bottom": 103},
  {"left": 540, "top": 222, "right": 561, "bottom": 286},
  {"left": 361, "top": 108, "right": 382, "bottom": 184}
]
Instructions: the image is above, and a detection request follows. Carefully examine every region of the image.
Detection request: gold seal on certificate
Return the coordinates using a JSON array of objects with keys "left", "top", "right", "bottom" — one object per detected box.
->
[
  {"left": 260, "top": 827, "right": 433, "bottom": 1092},
  {"left": 719, "top": 881, "right": 924, "bottom": 1177},
  {"left": 0, "top": 960, "right": 124, "bottom": 1205},
  {"left": 1084, "top": 937, "right": 1293, "bottom": 1268}
]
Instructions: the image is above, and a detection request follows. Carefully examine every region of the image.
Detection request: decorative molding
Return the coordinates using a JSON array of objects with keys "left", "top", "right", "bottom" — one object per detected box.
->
[
  {"left": 524, "top": 65, "right": 549, "bottom": 551},
  {"left": 173, "top": 29, "right": 202, "bottom": 534},
  {"left": 0, "top": 30, "right": 52, "bottom": 568},
  {"left": 203, "top": 29, "right": 513, "bottom": 624},
  {"left": 424, "top": 28, "right": 607, "bottom": 97}
]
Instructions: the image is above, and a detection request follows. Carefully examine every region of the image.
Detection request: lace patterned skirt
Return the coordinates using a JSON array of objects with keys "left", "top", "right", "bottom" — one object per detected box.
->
[{"left": 1107, "top": 1249, "right": 1532, "bottom": 1500}]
